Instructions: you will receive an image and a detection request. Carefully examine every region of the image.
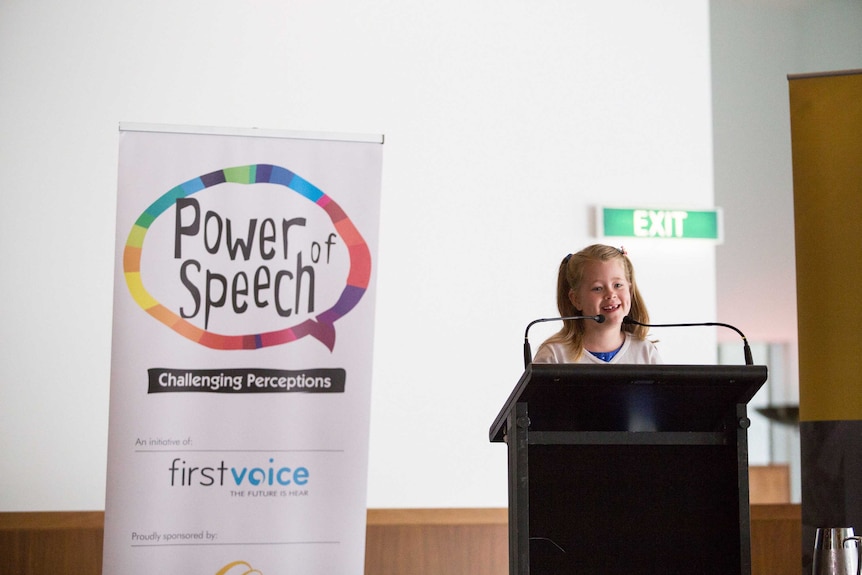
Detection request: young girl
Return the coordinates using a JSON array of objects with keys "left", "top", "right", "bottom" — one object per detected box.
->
[{"left": 533, "top": 244, "right": 661, "bottom": 364}]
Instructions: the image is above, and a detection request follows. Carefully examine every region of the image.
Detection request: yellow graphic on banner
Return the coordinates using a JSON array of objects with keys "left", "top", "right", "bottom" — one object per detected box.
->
[
  {"left": 216, "top": 560, "right": 262, "bottom": 575},
  {"left": 789, "top": 70, "right": 862, "bottom": 422}
]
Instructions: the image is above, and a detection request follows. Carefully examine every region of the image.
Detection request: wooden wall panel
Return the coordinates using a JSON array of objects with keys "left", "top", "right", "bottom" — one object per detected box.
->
[
  {"left": 365, "top": 508, "right": 508, "bottom": 575},
  {"left": 751, "top": 504, "right": 801, "bottom": 575},
  {"left": 0, "top": 505, "right": 800, "bottom": 575},
  {"left": 749, "top": 464, "right": 791, "bottom": 505},
  {"left": 0, "top": 512, "right": 103, "bottom": 575}
]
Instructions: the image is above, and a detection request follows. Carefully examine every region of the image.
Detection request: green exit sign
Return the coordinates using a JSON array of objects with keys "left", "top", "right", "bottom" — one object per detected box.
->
[{"left": 599, "top": 207, "right": 723, "bottom": 242}]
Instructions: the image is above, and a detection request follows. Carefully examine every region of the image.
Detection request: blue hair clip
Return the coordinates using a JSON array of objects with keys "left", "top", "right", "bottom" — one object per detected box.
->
[{"left": 563, "top": 253, "right": 572, "bottom": 263}]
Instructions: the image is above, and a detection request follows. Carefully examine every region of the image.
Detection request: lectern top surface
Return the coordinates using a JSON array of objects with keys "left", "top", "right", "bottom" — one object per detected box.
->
[{"left": 489, "top": 363, "right": 767, "bottom": 442}]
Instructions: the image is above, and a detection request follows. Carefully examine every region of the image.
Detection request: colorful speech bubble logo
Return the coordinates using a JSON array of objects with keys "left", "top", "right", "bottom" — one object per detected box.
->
[{"left": 123, "top": 164, "right": 370, "bottom": 351}]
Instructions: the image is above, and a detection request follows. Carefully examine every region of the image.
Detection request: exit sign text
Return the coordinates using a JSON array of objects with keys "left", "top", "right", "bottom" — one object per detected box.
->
[{"left": 599, "top": 207, "right": 722, "bottom": 241}]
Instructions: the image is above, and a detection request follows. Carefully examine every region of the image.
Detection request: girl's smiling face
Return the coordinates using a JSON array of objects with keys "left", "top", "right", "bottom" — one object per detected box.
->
[{"left": 569, "top": 259, "right": 631, "bottom": 323}]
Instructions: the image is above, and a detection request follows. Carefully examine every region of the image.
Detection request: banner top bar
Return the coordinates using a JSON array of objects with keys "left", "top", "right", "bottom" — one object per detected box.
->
[
  {"left": 787, "top": 68, "right": 862, "bottom": 81},
  {"left": 119, "top": 122, "right": 384, "bottom": 144}
]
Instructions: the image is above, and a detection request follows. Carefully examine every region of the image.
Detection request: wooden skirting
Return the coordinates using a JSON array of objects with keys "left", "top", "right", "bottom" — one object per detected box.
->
[{"left": 0, "top": 505, "right": 799, "bottom": 575}]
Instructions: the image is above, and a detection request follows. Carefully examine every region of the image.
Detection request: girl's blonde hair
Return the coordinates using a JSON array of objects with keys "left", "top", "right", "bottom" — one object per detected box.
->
[{"left": 546, "top": 244, "right": 651, "bottom": 359}]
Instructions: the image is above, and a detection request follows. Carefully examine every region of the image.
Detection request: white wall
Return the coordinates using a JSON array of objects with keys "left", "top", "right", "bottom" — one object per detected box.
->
[
  {"left": 711, "top": 0, "right": 862, "bottom": 500},
  {"left": 713, "top": 0, "right": 862, "bottom": 353},
  {"left": 0, "top": 0, "right": 718, "bottom": 511}
]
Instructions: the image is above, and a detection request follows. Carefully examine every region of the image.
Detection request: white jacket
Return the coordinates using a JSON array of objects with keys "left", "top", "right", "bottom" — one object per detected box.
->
[{"left": 533, "top": 332, "right": 661, "bottom": 364}]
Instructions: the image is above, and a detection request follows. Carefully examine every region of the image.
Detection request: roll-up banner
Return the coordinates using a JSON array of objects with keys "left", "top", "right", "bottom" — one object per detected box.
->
[
  {"left": 788, "top": 70, "right": 862, "bottom": 571},
  {"left": 103, "top": 124, "right": 383, "bottom": 575}
]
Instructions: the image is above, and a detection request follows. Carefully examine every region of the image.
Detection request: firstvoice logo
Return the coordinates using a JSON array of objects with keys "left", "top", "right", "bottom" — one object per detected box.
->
[{"left": 169, "top": 457, "right": 310, "bottom": 488}]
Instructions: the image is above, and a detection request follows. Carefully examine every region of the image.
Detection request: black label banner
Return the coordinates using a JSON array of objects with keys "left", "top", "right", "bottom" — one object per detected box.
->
[{"left": 147, "top": 368, "right": 346, "bottom": 394}]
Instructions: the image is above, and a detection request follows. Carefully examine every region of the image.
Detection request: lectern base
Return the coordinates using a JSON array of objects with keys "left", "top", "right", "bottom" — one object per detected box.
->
[{"left": 529, "top": 443, "right": 741, "bottom": 574}]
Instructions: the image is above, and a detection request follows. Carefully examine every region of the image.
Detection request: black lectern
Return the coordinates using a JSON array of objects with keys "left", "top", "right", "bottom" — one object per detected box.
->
[{"left": 489, "top": 363, "right": 767, "bottom": 575}]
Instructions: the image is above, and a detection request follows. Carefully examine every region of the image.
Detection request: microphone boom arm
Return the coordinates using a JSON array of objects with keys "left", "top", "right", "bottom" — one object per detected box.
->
[
  {"left": 623, "top": 316, "right": 754, "bottom": 366},
  {"left": 523, "top": 315, "right": 605, "bottom": 368}
]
